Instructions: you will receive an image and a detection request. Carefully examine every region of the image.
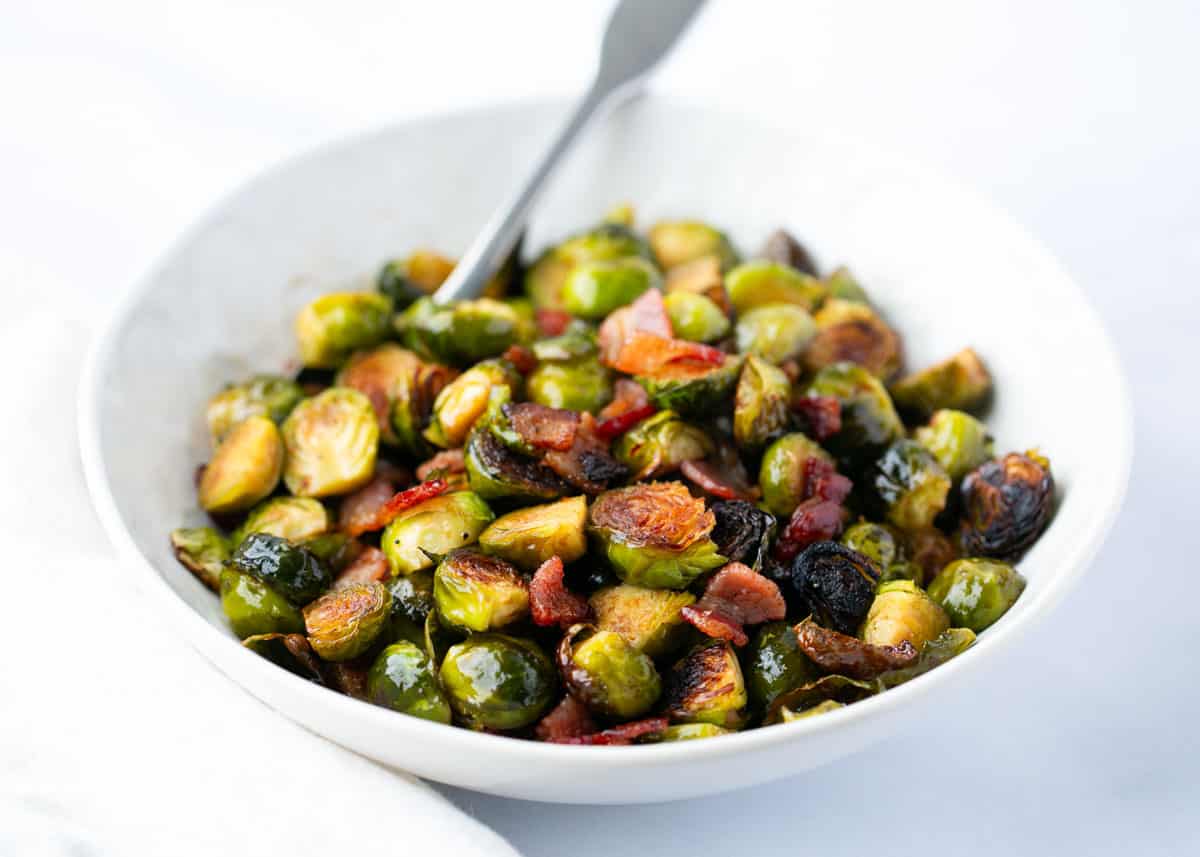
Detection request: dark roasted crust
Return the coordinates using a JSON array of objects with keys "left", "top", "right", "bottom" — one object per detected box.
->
[
  {"left": 959, "top": 453, "right": 1054, "bottom": 560},
  {"left": 790, "top": 542, "right": 880, "bottom": 635},
  {"left": 663, "top": 643, "right": 739, "bottom": 721},
  {"left": 589, "top": 482, "right": 715, "bottom": 550},
  {"left": 473, "top": 427, "right": 571, "bottom": 495},
  {"left": 794, "top": 618, "right": 917, "bottom": 679}
]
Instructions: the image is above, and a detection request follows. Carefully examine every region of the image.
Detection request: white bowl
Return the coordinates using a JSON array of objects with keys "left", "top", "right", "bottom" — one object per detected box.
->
[{"left": 79, "top": 96, "right": 1131, "bottom": 804}]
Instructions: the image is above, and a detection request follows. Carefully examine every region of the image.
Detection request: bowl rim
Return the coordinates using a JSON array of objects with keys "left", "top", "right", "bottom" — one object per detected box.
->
[{"left": 77, "top": 93, "right": 1134, "bottom": 771}]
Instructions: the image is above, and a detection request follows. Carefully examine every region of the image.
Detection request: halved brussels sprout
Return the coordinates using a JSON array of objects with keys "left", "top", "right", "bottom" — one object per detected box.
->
[
  {"left": 778, "top": 700, "right": 845, "bottom": 721},
  {"left": 890, "top": 347, "right": 992, "bottom": 416},
  {"left": 387, "top": 569, "right": 435, "bottom": 644},
  {"left": 876, "top": 627, "right": 976, "bottom": 689},
  {"left": 433, "top": 549, "right": 529, "bottom": 632},
  {"left": 303, "top": 581, "right": 392, "bottom": 660},
  {"left": 531, "top": 329, "right": 599, "bottom": 363},
  {"left": 759, "top": 228, "right": 819, "bottom": 276},
  {"left": 464, "top": 419, "right": 569, "bottom": 503},
  {"left": 758, "top": 433, "right": 834, "bottom": 517},
  {"left": 871, "top": 439, "right": 952, "bottom": 531},
  {"left": 913, "top": 409, "right": 994, "bottom": 482},
  {"left": 804, "top": 363, "right": 904, "bottom": 462},
  {"left": 664, "top": 255, "right": 729, "bottom": 313},
  {"left": 745, "top": 620, "right": 819, "bottom": 710},
  {"left": 229, "top": 532, "right": 332, "bottom": 605},
  {"left": 367, "top": 640, "right": 453, "bottom": 724},
  {"left": 205, "top": 375, "right": 303, "bottom": 446},
  {"left": 902, "top": 526, "right": 959, "bottom": 585},
  {"left": 791, "top": 541, "right": 881, "bottom": 635},
  {"left": 927, "top": 558, "right": 1025, "bottom": 632},
  {"left": 663, "top": 292, "right": 731, "bottom": 343},
  {"left": 301, "top": 532, "right": 361, "bottom": 575},
  {"left": 390, "top": 358, "right": 456, "bottom": 460},
  {"left": 234, "top": 497, "right": 329, "bottom": 547},
  {"left": 663, "top": 641, "right": 747, "bottom": 728},
  {"left": 478, "top": 496, "right": 588, "bottom": 570},
  {"left": 295, "top": 292, "right": 392, "bottom": 369},
  {"left": 282, "top": 388, "right": 379, "bottom": 498},
  {"left": 439, "top": 634, "right": 557, "bottom": 730},
  {"left": 380, "top": 491, "right": 495, "bottom": 575},
  {"left": 734, "top": 303, "right": 817, "bottom": 365},
  {"left": 170, "top": 527, "right": 230, "bottom": 591},
  {"left": 860, "top": 580, "right": 949, "bottom": 649},
  {"left": 648, "top": 220, "right": 738, "bottom": 271},
  {"left": 219, "top": 568, "right": 305, "bottom": 638},
  {"left": 398, "top": 297, "right": 533, "bottom": 366},
  {"left": 614, "top": 410, "right": 713, "bottom": 480},
  {"left": 840, "top": 521, "right": 900, "bottom": 574},
  {"left": 710, "top": 500, "right": 776, "bottom": 570},
  {"left": 198, "top": 416, "right": 284, "bottom": 514},
  {"left": 558, "top": 625, "right": 662, "bottom": 719},
  {"left": 561, "top": 257, "right": 661, "bottom": 320},
  {"left": 423, "top": 358, "right": 520, "bottom": 449},
  {"left": 659, "top": 723, "right": 732, "bottom": 741},
  {"left": 959, "top": 451, "right": 1054, "bottom": 559},
  {"left": 733, "top": 356, "right": 791, "bottom": 451},
  {"left": 764, "top": 674, "right": 877, "bottom": 724},
  {"left": 241, "top": 632, "right": 323, "bottom": 682},
  {"left": 804, "top": 299, "right": 903, "bottom": 380},
  {"left": 337, "top": 344, "right": 432, "bottom": 445},
  {"left": 527, "top": 358, "right": 613, "bottom": 414},
  {"left": 823, "top": 266, "right": 870, "bottom": 304},
  {"left": 525, "top": 223, "right": 650, "bottom": 309},
  {"left": 589, "top": 583, "right": 696, "bottom": 656},
  {"left": 589, "top": 482, "right": 725, "bottom": 589},
  {"left": 726, "top": 261, "right": 825, "bottom": 314},
  {"left": 636, "top": 353, "right": 742, "bottom": 418}
]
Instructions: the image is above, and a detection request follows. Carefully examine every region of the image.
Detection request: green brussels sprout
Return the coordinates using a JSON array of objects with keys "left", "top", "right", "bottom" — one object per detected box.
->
[
  {"left": 734, "top": 303, "right": 817, "bottom": 365},
  {"left": 557, "top": 625, "right": 662, "bottom": 719},
  {"left": 890, "top": 347, "right": 993, "bottom": 416},
  {"left": 589, "top": 483, "right": 725, "bottom": 589},
  {"left": 479, "top": 496, "right": 588, "bottom": 570},
  {"left": 281, "top": 387, "right": 379, "bottom": 498},
  {"left": 423, "top": 358, "right": 520, "bottom": 449},
  {"left": 561, "top": 257, "right": 661, "bottom": 319},
  {"left": 241, "top": 632, "right": 323, "bottom": 682},
  {"left": 614, "top": 410, "right": 713, "bottom": 480},
  {"left": 636, "top": 353, "right": 742, "bottom": 418},
  {"left": 726, "top": 261, "right": 825, "bottom": 314},
  {"left": 433, "top": 549, "right": 529, "bottom": 632},
  {"left": 397, "top": 297, "right": 533, "bottom": 366},
  {"left": 229, "top": 532, "right": 332, "bottom": 605},
  {"left": 778, "top": 700, "right": 845, "bottom": 721},
  {"left": 664, "top": 255, "right": 730, "bottom": 314},
  {"left": 603, "top": 202, "right": 635, "bottom": 227},
  {"left": 234, "top": 497, "right": 330, "bottom": 547},
  {"left": 840, "top": 521, "right": 900, "bottom": 573},
  {"left": 525, "top": 223, "right": 650, "bottom": 309},
  {"left": 295, "top": 291, "right": 392, "bottom": 369},
  {"left": 804, "top": 363, "right": 904, "bottom": 462},
  {"left": 336, "top": 344, "right": 427, "bottom": 446},
  {"left": 663, "top": 641, "right": 747, "bottom": 728},
  {"left": 733, "top": 356, "right": 792, "bottom": 451},
  {"left": 914, "top": 409, "right": 994, "bottom": 482},
  {"left": 764, "top": 674, "right": 877, "bottom": 724},
  {"left": 219, "top": 568, "right": 305, "bottom": 638},
  {"left": 367, "top": 641, "right": 453, "bottom": 724},
  {"left": 300, "top": 532, "right": 361, "bottom": 575},
  {"left": 170, "top": 527, "right": 230, "bottom": 593},
  {"left": 205, "top": 374, "right": 303, "bottom": 446},
  {"left": 804, "top": 299, "right": 904, "bottom": 380},
  {"left": 876, "top": 627, "right": 976, "bottom": 689},
  {"left": 588, "top": 583, "right": 695, "bottom": 656},
  {"left": 648, "top": 220, "right": 738, "bottom": 271},
  {"left": 663, "top": 292, "right": 731, "bottom": 343},
  {"left": 745, "top": 621, "right": 819, "bottom": 710},
  {"left": 198, "top": 416, "right": 284, "bottom": 514},
  {"left": 531, "top": 329, "right": 599, "bottom": 362},
  {"left": 758, "top": 433, "right": 835, "bottom": 517},
  {"left": 860, "top": 580, "right": 950, "bottom": 649},
  {"left": 878, "top": 559, "right": 924, "bottom": 585},
  {"left": 823, "top": 266, "right": 870, "bottom": 304},
  {"left": 927, "top": 558, "right": 1025, "bottom": 632},
  {"left": 385, "top": 569, "right": 434, "bottom": 645},
  {"left": 376, "top": 249, "right": 464, "bottom": 309},
  {"left": 871, "top": 439, "right": 952, "bottom": 531},
  {"left": 380, "top": 491, "right": 495, "bottom": 575},
  {"left": 439, "top": 634, "right": 557, "bottom": 730},
  {"left": 659, "top": 723, "right": 732, "bottom": 741},
  {"left": 303, "top": 581, "right": 392, "bottom": 660},
  {"left": 527, "top": 359, "right": 613, "bottom": 414}
]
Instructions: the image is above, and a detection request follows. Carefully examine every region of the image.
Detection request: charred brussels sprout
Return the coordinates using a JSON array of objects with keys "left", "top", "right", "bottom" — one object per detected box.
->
[
  {"left": 710, "top": 500, "right": 776, "bottom": 570},
  {"left": 295, "top": 292, "right": 391, "bottom": 369},
  {"left": 589, "top": 482, "right": 725, "bottom": 589},
  {"left": 664, "top": 641, "right": 747, "bottom": 728},
  {"left": 636, "top": 354, "right": 742, "bottom": 418},
  {"left": 860, "top": 580, "right": 949, "bottom": 649},
  {"left": 648, "top": 220, "right": 738, "bottom": 271},
  {"left": 927, "top": 558, "right": 1025, "bottom": 632},
  {"left": 726, "top": 261, "right": 825, "bottom": 314},
  {"left": 229, "top": 532, "right": 332, "bottom": 605},
  {"left": 871, "top": 440, "right": 952, "bottom": 532},
  {"left": 903, "top": 526, "right": 959, "bottom": 585},
  {"left": 282, "top": 388, "right": 378, "bottom": 498},
  {"left": 527, "top": 358, "right": 613, "bottom": 414},
  {"left": 479, "top": 496, "right": 588, "bottom": 570},
  {"left": 206, "top": 375, "right": 303, "bottom": 445},
  {"left": 660, "top": 723, "right": 732, "bottom": 741},
  {"left": 558, "top": 625, "right": 662, "bottom": 719},
  {"left": 433, "top": 549, "right": 529, "bottom": 632},
  {"left": 614, "top": 410, "right": 713, "bottom": 480},
  {"left": 380, "top": 491, "right": 495, "bottom": 575},
  {"left": 398, "top": 297, "right": 533, "bottom": 366},
  {"left": 525, "top": 223, "right": 650, "bottom": 310},
  {"left": 440, "top": 634, "right": 557, "bottom": 730},
  {"left": 891, "top": 347, "right": 992, "bottom": 416},
  {"left": 464, "top": 418, "right": 569, "bottom": 502},
  {"left": 198, "top": 416, "right": 284, "bottom": 514},
  {"left": 791, "top": 542, "right": 880, "bottom": 635},
  {"left": 367, "top": 641, "right": 453, "bottom": 724},
  {"left": 561, "top": 257, "right": 660, "bottom": 319},
  {"left": 914, "top": 409, "right": 994, "bottom": 482},
  {"left": 589, "top": 584, "right": 695, "bottom": 656},
  {"left": 234, "top": 497, "right": 329, "bottom": 546},
  {"left": 734, "top": 356, "right": 792, "bottom": 451},
  {"left": 804, "top": 363, "right": 904, "bottom": 462},
  {"left": 805, "top": 299, "right": 903, "bottom": 380},
  {"left": 959, "top": 452, "right": 1054, "bottom": 559},
  {"left": 242, "top": 633, "right": 323, "bottom": 682},
  {"left": 823, "top": 266, "right": 870, "bottom": 304},
  {"left": 663, "top": 292, "right": 730, "bottom": 343},
  {"left": 303, "top": 581, "right": 392, "bottom": 660},
  {"left": 424, "top": 359, "right": 520, "bottom": 449},
  {"left": 840, "top": 521, "right": 900, "bottom": 573},
  {"left": 171, "top": 527, "right": 230, "bottom": 591},
  {"left": 759, "top": 229, "right": 819, "bottom": 276},
  {"left": 734, "top": 304, "right": 817, "bottom": 365},
  {"left": 219, "top": 568, "right": 305, "bottom": 638},
  {"left": 336, "top": 344, "right": 432, "bottom": 446},
  {"left": 745, "top": 621, "right": 819, "bottom": 710},
  {"left": 758, "top": 433, "right": 834, "bottom": 517}
]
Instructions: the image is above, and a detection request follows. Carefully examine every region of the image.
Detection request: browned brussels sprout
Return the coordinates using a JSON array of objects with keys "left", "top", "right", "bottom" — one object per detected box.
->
[
  {"left": 424, "top": 358, "right": 520, "bottom": 449},
  {"left": 479, "top": 496, "right": 588, "bottom": 570},
  {"left": 790, "top": 541, "right": 880, "bottom": 635},
  {"left": 588, "top": 584, "right": 695, "bottom": 656},
  {"left": 282, "top": 388, "right": 379, "bottom": 498},
  {"left": 295, "top": 292, "right": 392, "bottom": 369},
  {"left": 649, "top": 220, "right": 738, "bottom": 271},
  {"left": 804, "top": 299, "right": 904, "bottom": 380},
  {"left": 839, "top": 521, "right": 899, "bottom": 574},
  {"left": 759, "top": 228, "right": 819, "bottom": 276},
  {"left": 664, "top": 255, "right": 730, "bottom": 314},
  {"left": 464, "top": 416, "right": 571, "bottom": 502},
  {"left": 303, "top": 581, "right": 392, "bottom": 661},
  {"left": 710, "top": 500, "right": 776, "bottom": 570},
  {"left": 890, "top": 347, "right": 992, "bottom": 416},
  {"left": 914, "top": 409, "right": 993, "bottom": 481},
  {"left": 380, "top": 491, "right": 495, "bottom": 575},
  {"left": 636, "top": 353, "right": 742, "bottom": 418},
  {"left": 764, "top": 674, "right": 877, "bottom": 724},
  {"left": 804, "top": 363, "right": 904, "bottom": 462},
  {"left": 959, "top": 451, "right": 1054, "bottom": 559},
  {"left": 726, "top": 261, "right": 825, "bottom": 314},
  {"left": 663, "top": 641, "right": 748, "bottom": 728},
  {"left": 234, "top": 497, "right": 330, "bottom": 547},
  {"left": 205, "top": 375, "right": 303, "bottom": 446},
  {"left": 733, "top": 355, "right": 792, "bottom": 451},
  {"left": 875, "top": 627, "right": 976, "bottom": 689},
  {"left": 242, "top": 632, "right": 324, "bottom": 682},
  {"left": 198, "top": 416, "right": 284, "bottom": 514},
  {"left": 336, "top": 344, "right": 440, "bottom": 447},
  {"left": 433, "top": 549, "right": 529, "bottom": 632},
  {"left": 793, "top": 617, "right": 917, "bottom": 680},
  {"left": 557, "top": 624, "right": 662, "bottom": 719},
  {"left": 859, "top": 580, "right": 949, "bottom": 649},
  {"left": 171, "top": 527, "right": 230, "bottom": 591},
  {"left": 902, "top": 526, "right": 960, "bottom": 584},
  {"left": 928, "top": 558, "right": 1025, "bottom": 632},
  {"left": 614, "top": 409, "right": 713, "bottom": 480},
  {"left": 871, "top": 439, "right": 952, "bottom": 532}
]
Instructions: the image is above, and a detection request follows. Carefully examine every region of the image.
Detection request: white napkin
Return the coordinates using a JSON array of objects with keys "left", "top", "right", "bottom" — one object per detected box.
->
[{"left": 0, "top": 300, "right": 521, "bottom": 857}]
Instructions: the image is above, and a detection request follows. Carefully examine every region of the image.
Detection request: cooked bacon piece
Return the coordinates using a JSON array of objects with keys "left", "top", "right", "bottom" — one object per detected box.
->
[
  {"left": 773, "top": 499, "right": 845, "bottom": 562},
  {"left": 502, "top": 343, "right": 538, "bottom": 374},
  {"left": 599, "top": 290, "right": 724, "bottom": 375},
  {"left": 595, "top": 403, "right": 656, "bottom": 441},
  {"left": 598, "top": 378, "right": 651, "bottom": 421},
  {"left": 374, "top": 459, "right": 413, "bottom": 487},
  {"left": 543, "top": 414, "right": 629, "bottom": 494},
  {"left": 333, "top": 546, "right": 390, "bottom": 588},
  {"left": 506, "top": 402, "right": 580, "bottom": 452},
  {"left": 341, "top": 478, "right": 448, "bottom": 537},
  {"left": 793, "top": 395, "right": 842, "bottom": 442},
  {"left": 536, "top": 308, "right": 574, "bottom": 337},
  {"left": 794, "top": 618, "right": 918, "bottom": 679},
  {"left": 530, "top": 556, "right": 592, "bottom": 629},
  {"left": 680, "top": 562, "right": 787, "bottom": 646},
  {"left": 338, "top": 474, "right": 398, "bottom": 536},
  {"left": 535, "top": 695, "right": 598, "bottom": 742},
  {"left": 415, "top": 448, "right": 465, "bottom": 481},
  {"left": 627, "top": 287, "right": 675, "bottom": 338},
  {"left": 681, "top": 457, "right": 759, "bottom": 501},
  {"left": 547, "top": 716, "right": 669, "bottom": 746}
]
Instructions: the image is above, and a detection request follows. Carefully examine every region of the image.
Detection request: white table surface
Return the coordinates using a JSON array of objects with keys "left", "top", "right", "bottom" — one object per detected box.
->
[{"left": 4, "top": 0, "right": 1197, "bottom": 854}]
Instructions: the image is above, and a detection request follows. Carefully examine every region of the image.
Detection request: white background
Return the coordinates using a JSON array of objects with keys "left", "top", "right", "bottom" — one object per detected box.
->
[{"left": 3, "top": 0, "right": 1198, "bottom": 854}]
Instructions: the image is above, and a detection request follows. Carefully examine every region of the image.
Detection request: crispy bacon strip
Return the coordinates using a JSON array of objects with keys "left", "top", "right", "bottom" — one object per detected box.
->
[
  {"left": 794, "top": 618, "right": 918, "bottom": 680},
  {"left": 535, "top": 695, "right": 597, "bottom": 742},
  {"left": 548, "top": 716, "right": 669, "bottom": 746},
  {"left": 529, "top": 556, "right": 592, "bottom": 629},
  {"left": 598, "top": 378, "right": 651, "bottom": 421},
  {"left": 680, "top": 562, "right": 787, "bottom": 646},
  {"left": 536, "top": 308, "right": 573, "bottom": 337},
  {"left": 793, "top": 395, "right": 842, "bottom": 442},
  {"left": 595, "top": 403, "right": 656, "bottom": 441},
  {"left": 543, "top": 414, "right": 629, "bottom": 494},
  {"left": 680, "top": 458, "right": 759, "bottom": 501},
  {"left": 338, "top": 474, "right": 398, "bottom": 536},
  {"left": 506, "top": 402, "right": 580, "bottom": 452},
  {"left": 341, "top": 478, "right": 447, "bottom": 537},
  {"left": 333, "top": 546, "right": 390, "bottom": 588},
  {"left": 501, "top": 344, "right": 538, "bottom": 374},
  {"left": 415, "top": 448, "right": 465, "bottom": 481},
  {"left": 598, "top": 290, "right": 724, "bottom": 375}
]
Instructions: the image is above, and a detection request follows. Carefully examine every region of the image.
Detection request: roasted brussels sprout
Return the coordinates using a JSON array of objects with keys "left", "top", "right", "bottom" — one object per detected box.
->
[
  {"left": 282, "top": 388, "right": 378, "bottom": 498},
  {"left": 659, "top": 723, "right": 732, "bottom": 741},
  {"left": 804, "top": 363, "right": 904, "bottom": 462},
  {"left": 170, "top": 526, "right": 230, "bottom": 591},
  {"left": 336, "top": 344, "right": 430, "bottom": 446},
  {"left": 301, "top": 532, "right": 362, "bottom": 575},
  {"left": 871, "top": 439, "right": 952, "bottom": 531},
  {"left": 823, "top": 266, "right": 869, "bottom": 304},
  {"left": 804, "top": 299, "right": 903, "bottom": 380},
  {"left": 710, "top": 500, "right": 776, "bottom": 570},
  {"left": 440, "top": 634, "right": 557, "bottom": 730},
  {"left": 636, "top": 353, "right": 741, "bottom": 418},
  {"left": 367, "top": 641, "right": 453, "bottom": 724},
  {"left": 791, "top": 541, "right": 880, "bottom": 635},
  {"left": 234, "top": 497, "right": 329, "bottom": 546},
  {"left": 229, "top": 532, "right": 332, "bottom": 605},
  {"left": 376, "top": 249, "right": 460, "bottom": 309},
  {"left": 380, "top": 491, "right": 495, "bottom": 575},
  {"left": 890, "top": 347, "right": 992, "bottom": 416},
  {"left": 902, "top": 525, "right": 959, "bottom": 585},
  {"left": 927, "top": 558, "right": 1025, "bottom": 632},
  {"left": 860, "top": 580, "right": 949, "bottom": 649},
  {"left": 663, "top": 641, "right": 747, "bottom": 728},
  {"left": 479, "top": 496, "right": 587, "bottom": 570},
  {"left": 664, "top": 255, "right": 729, "bottom": 313},
  {"left": 840, "top": 521, "right": 900, "bottom": 574},
  {"left": 387, "top": 569, "right": 435, "bottom": 643},
  {"left": 764, "top": 674, "right": 877, "bottom": 724},
  {"left": 527, "top": 358, "right": 613, "bottom": 414},
  {"left": 663, "top": 292, "right": 731, "bottom": 343},
  {"left": 875, "top": 627, "right": 976, "bottom": 689},
  {"left": 206, "top": 375, "right": 303, "bottom": 445},
  {"left": 726, "top": 261, "right": 825, "bottom": 314},
  {"left": 959, "top": 451, "right": 1054, "bottom": 559},
  {"left": 759, "top": 228, "right": 819, "bottom": 276},
  {"left": 558, "top": 625, "right": 662, "bottom": 719},
  {"left": 914, "top": 409, "right": 994, "bottom": 482},
  {"left": 561, "top": 257, "right": 660, "bottom": 320},
  {"left": 433, "top": 549, "right": 529, "bottom": 632},
  {"left": 745, "top": 621, "right": 819, "bottom": 710},
  {"left": 391, "top": 358, "right": 456, "bottom": 460},
  {"left": 295, "top": 291, "right": 391, "bottom": 369},
  {"left": 614, "top": 410, "right": 713, "bottom": 480},
  {"left": 734, "top": 304, "right": 817, "bottom": 365},
  {"left": 525, "top": 223, "right": 650, "bottom": 309},
  {"left": 398, "top": 297, "right": 533, "bottom": 366},
  {"left": 423, "top": 358, "right": 520, "bottom": 449},
  {"left": 589, "top": 482, "right": 725, "bottom": 589},
  {"left": 303, "top": 581, "right": 392, "bottom": 660},
  {"left": 242, "top": 632, "right": 324, "bottom": 682},
  {"left": 758, "top": 433, "right": 834, "bottom": 517},
  {"left": 464, "top": 418, "right": 570, "bottom": 502},
  {"left": 733, "top": 356, "right": 791, "bottom": 451},
  {"left": 648, "top": 220, "right": 738, "bottom": 271},
  {"left": 198, "top": 416, "right": 284, "bottom": 514},
  {"left": 219, "top": 568, "right": 305, "bottom": 638},
  {"left": 589, "top": 584, "right": 695, "bottom": 656}
]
